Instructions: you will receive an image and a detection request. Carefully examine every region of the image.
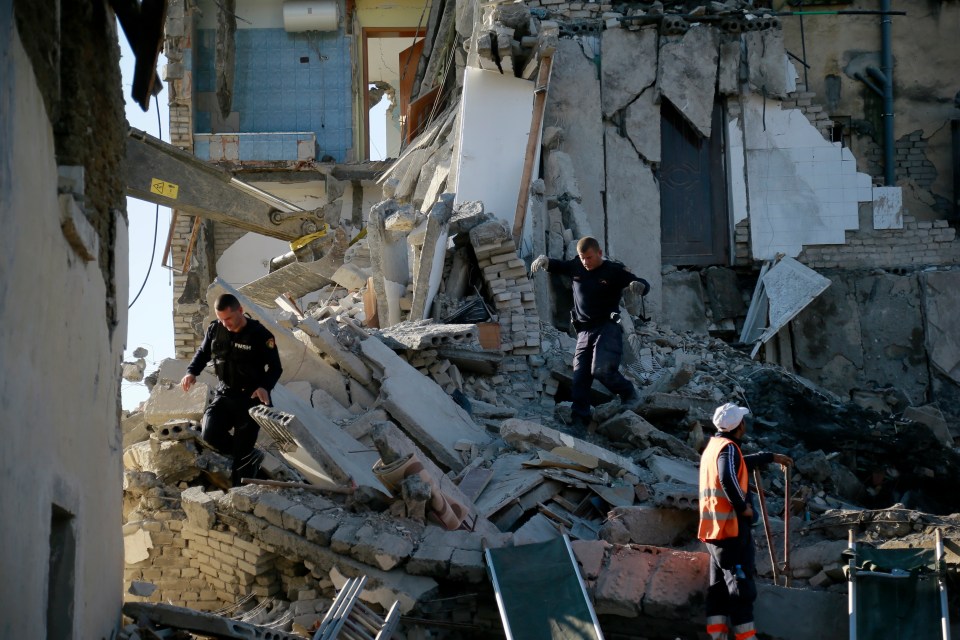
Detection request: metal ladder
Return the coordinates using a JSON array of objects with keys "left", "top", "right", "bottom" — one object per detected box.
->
[{"left": 312, "top": 576, "right": 400, "bottom": 640}]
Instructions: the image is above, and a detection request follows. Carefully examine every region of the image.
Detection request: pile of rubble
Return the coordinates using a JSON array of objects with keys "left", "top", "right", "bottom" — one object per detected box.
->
[{"left": 121, "top": 275, "right": 960, "bottom": 637}]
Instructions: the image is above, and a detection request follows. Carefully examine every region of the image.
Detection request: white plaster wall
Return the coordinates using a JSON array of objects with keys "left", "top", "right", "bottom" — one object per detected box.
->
[
  {"left": 453, "top": 67, "right": 534, "bottom": 224},
  {"left": 0, "top": 29, "right": 124, "bottom": 638},
  {"left": 741, "top": 95, "right": 873, "bottom": 260},
  {"left": 217, "top": 232, "right": 292, "bottom": 286}
]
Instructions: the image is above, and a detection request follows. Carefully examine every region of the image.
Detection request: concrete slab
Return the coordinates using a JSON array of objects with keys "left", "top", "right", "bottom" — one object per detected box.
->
[
  {"left": 646, "top": 455, "right": 699, "bottom": 486},
  {"left": 143, "top": 382, "right": 209, "bottom": 427},
  {"left": 410, "top": 197, "right": 453, "bottom": 320},
  {"left": 744, "top": 29, "right": 789, "bottom": 99},
  {"left": 250, "top": 384, "right": 389, "bottom": 498},
  {"left": 854, "top": 272, "right": 927, "bottom": 405},
  {"left": 601, "top": 505, "right": 697, "bottom": 546},
  {"left": 660, "top": 270, "right": 709, "bottom": 334},
  {"left": 717, "top": 39, "right": 741, "bottom": 95},
  {"left": 791, "top": 274, "right": 865, "bottom": 394},
  {"left": 500, "top": 418, "right": 642, "bottom": 478},
  {"left": 473, "top": 452, "right": 546, "bottom": 518},
  {"left": 604, "top": 126, "right": 662, "bottom": 320},
  {"left": 601, "top": 26, "right": 657, "bottom": 118},
  {"left": 359, "top": 335, "right": 493, "bottom": 471},
  {"left": 703, "top": 266, "right": 745, "bottom": 321},
  {"left": 543, "top": 37, "right": 606, "bottom": 241},
  {"left": 656, "top": 26, "right": 719, "bottom": 138},
  {"left": 238, "top": 261, "right": 333, "bottom": 310},
  {"left": 750, "top": 258, "right": 831, "bottom": 357},
  {"left": 922, "top": 270, "right": 960, "bottom": 385},
  {"left": 624, "top": 87, "right": 661, "bottom": 163}
]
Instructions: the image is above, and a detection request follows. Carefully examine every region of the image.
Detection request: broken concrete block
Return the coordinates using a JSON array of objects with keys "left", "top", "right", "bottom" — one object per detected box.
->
[
  {"left": 128, "top": 581, "right": 157, "bottom": 597},
  {"left": 744, "top": 29, "right": 789, "bottom": 99},
  {"left": 331, "top": 263, "right": 370, "bottom": 291},
  {"left": 251, "top": 385, "right": 388, "bottom": 498},
  {"left": 406, "top": 542, "right": 455, "bottom": 576},
  {"left": 296, "top": 318, "right": 373, "bottom": 386},
  {"left": 640, "top": 545, "right": 709, "bottom": 619},
  {"left": 350, "top": 522, "right": 416, "bottom": 571},
  {"left": 124, "top": 527, "right": 154, "bottom": 565},
  {"left": 600, "top": 505, "right": 697, "bottom": 546},
  {"left": 329, "top": 565, "right": 438, "bottom": 615},
  {"left": 123, "top": 358, "right": 147, "bottom": 382},
  {"left": 359, "top": 335, "right": 493, "bottom": 472},
  {"left": 650, "top": 481, "right": 699, "bottom": 511},
  {"left": 253, "top": 491, "right": 297, "bottom": 529},
  {"left": 597, "top": 411, "right": 697, "bottom": 461},
  {"left": 122, "top": 411, "right": 152, "bottom": 449},
  {"left": 123, "top": 439, "right": 202, "bottom": 484},
  {"left": 181, "top": 486, "right": 217, "bottom": 530},
  {"left": 660, "top": 270, "right": 709, "bottom": 335},
  {"left": 142, "top": 382, "right": 209, "bottom": 427},
  {"left": 646, "top": 455, "right": 699, "bottom": 487},
  {"left": 500, "top": 418, "right": 642, "bottom": 478},
  {"left": 378, "top": 320, "right": 479, "bottom": 350},
  {"left": 410, "top": 198, "right": 453, "bottom": 320},
  {"left": 594, "top": 545, "right": 651, "bottom": 616}
]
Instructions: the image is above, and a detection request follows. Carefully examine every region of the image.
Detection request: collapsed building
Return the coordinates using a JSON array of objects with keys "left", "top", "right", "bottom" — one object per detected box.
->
[
  {"left": 4, "top": 0, "right": 960, "bottom": 637},
  {"left": 111, "top": 2, "right": 960, "bottom": 638}
]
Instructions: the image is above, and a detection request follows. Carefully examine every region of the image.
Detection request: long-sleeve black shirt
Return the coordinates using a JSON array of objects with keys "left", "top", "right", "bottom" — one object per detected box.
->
[
  {"left": 187, "top": 318, "right": 282, "bottom": 396},
  {"left": 546, "top": 257, "right": 650, "bottom": 327},
  {"left": 713, "top": 433, "right": 774, "bottom": 515}
]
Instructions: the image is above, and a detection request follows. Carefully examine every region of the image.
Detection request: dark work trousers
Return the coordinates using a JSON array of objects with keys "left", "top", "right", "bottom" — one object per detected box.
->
[
  {"left": 571, "top": 321, "right": 635, "bottom": 419},
  {"left": 704, "top": 521, "right": 758, "bottom": 628},
  {"left": 202, "top": 392, "right": 263, "bottom": 486}
]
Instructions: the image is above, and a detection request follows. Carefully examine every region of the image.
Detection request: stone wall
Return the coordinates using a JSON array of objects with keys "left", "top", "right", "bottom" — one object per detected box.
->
[{"left": 2, "top": 2, "right": 127, "bottom": 636}]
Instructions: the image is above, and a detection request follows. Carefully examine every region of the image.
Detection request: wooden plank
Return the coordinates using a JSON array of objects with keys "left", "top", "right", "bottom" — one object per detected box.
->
[
  {"left": 457, "top": 466, "right": 494, "bottom": 502},
  {"left": 512, "top": 52, "right": 554, "bottom": 246}
]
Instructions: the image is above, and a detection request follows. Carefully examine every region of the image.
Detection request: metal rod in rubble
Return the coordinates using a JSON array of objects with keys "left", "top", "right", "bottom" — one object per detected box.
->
[{"left": 753, "top": 468, "right": 779, "bottom": 585}]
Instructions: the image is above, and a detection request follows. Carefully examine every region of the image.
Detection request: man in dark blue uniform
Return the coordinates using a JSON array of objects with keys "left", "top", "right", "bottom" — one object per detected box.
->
[
  {"left": 181, "top": 293, "right": 282, "bottom": 486},
  {"left": 531, "top": 236, "right": 649, "bottom": 431}
]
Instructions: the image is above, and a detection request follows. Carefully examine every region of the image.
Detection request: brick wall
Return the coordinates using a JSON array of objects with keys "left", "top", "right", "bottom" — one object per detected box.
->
[
  {"left": 779, "top": 85, "right": 833, "bottom": 140},
  {"left": 523, "top": 0, "right": 612, "bottom": 20},
  {"left": 798, "top": 216, "right": 959, "bottom": 270},
  {"left": 165, "top": 1, "right": 208, "bottom": 359}
]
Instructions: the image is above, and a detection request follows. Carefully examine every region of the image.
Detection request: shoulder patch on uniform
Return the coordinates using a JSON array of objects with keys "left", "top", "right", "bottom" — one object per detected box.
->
[{"left": 266, "top": 338, "right": 276, "bottom": 349}]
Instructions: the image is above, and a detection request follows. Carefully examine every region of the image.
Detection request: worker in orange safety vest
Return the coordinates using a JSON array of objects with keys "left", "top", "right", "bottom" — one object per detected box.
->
[{"left": 699, "top": 403, "right": 792, "bottom": 640}]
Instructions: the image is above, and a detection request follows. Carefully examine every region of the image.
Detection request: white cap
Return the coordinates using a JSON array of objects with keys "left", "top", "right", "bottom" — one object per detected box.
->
[{"left": 713, "top": 402, "right": 749, "bottom": 432}]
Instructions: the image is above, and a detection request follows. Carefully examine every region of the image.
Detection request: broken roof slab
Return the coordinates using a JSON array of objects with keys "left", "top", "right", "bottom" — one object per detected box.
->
[{"left": 359, "top": 335, "right": 493, "bottom": 471}]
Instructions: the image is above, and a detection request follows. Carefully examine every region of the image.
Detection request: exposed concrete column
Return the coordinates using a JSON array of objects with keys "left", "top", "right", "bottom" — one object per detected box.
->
[{"left": 410, "top": 195, "right": 454, "bottom": 320}]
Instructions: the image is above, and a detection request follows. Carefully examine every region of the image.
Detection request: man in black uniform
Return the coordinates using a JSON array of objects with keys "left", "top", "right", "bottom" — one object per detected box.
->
[
  {"left": 181, "top": 293, "right": 282, "bottom": 486},
  {"left": 531, "top": 236, "right": 649, "bottom": 431}
]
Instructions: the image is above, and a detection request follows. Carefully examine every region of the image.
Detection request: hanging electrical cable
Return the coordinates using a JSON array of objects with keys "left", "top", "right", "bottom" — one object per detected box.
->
[{"left": 129, "top": 93, "right": 163, "bottom": 309}]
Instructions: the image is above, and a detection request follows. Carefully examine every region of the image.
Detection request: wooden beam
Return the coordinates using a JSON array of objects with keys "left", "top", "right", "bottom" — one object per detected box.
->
[{"left": 512, "top": 53, "right": 554, "bottom": 247}]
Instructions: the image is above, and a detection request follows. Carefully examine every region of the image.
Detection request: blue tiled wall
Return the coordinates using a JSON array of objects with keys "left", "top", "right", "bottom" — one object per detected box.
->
[{"left": 195, "top": 28, "right": 353, "bottom": 162}]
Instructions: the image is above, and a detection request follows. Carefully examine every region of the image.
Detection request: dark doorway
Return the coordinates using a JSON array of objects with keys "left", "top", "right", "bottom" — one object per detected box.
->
[
  {"left": 47, "top": 504, "right": 76, "bottom": 640},
  {"left": 659, "top": 100, "right": 729, "bottom": 265}
]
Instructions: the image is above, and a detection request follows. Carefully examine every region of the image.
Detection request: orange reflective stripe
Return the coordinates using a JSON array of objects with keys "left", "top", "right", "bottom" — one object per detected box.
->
[
  {"left": 706, "top": 623, "right": 729, "bottom": 633},
  {"left": 734, "top": 630, "right": 757, "bottom": 640}
]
